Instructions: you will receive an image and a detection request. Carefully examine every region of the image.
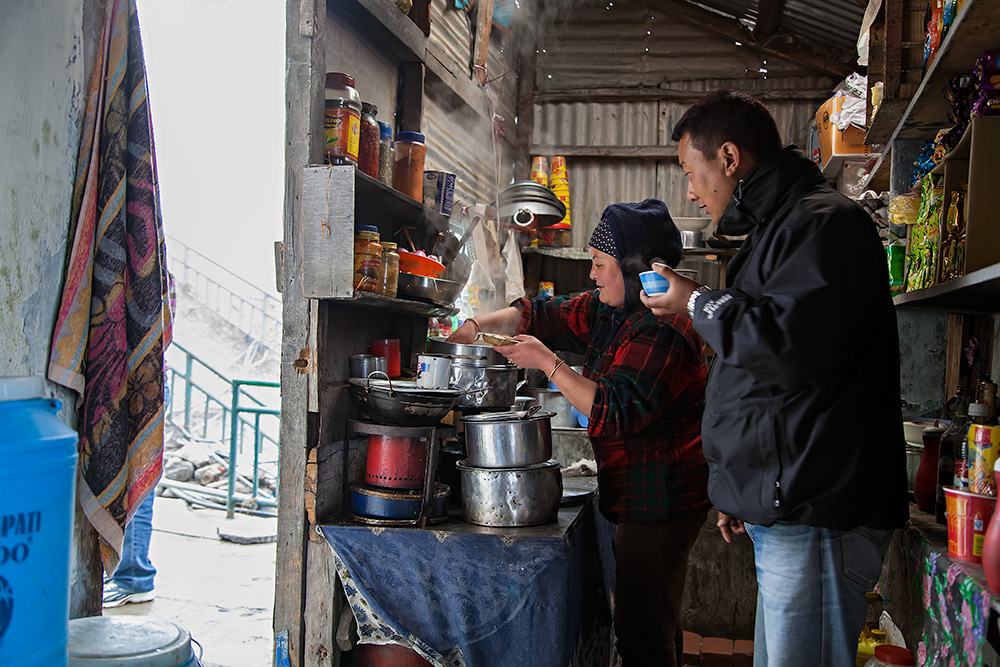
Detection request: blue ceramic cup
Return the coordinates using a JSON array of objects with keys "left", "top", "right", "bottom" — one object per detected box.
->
[{"left": 640, "top": 270, "right": 670, "bottom": 296}]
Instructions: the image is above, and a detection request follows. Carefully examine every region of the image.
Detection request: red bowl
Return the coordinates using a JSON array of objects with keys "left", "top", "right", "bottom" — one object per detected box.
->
[{"left": 397, "top": 250, "right": 445, "bottom": 278}]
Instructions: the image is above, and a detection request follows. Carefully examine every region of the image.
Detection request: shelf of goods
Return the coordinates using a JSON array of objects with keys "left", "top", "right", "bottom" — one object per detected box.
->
[
  {"left": 894, "top": 116, "right": 1000, "bottom": 313},
  {"left": 862, "top": 0, "right": 1000, "bottom": 190},
  {"left": 300, "top": 164, "right": 457, "bottom": 315}
]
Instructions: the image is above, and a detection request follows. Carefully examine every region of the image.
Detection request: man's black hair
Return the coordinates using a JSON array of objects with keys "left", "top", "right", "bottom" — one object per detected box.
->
[{"left": 670, "top": 90, "right": 782, "bottom": 163}]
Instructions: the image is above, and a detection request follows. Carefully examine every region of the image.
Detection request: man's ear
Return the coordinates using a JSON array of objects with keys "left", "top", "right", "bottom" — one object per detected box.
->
[{"left": 719, "top": 141, "right": 742, "bottom": 178}]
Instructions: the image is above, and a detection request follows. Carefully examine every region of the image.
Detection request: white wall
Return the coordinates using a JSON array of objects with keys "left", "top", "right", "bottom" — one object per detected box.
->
[{"left": 0, "top": 0, "right": 85, "bottom": 384}]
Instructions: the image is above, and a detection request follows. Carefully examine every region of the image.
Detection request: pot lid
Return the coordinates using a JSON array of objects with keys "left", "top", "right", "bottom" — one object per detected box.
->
[
  {"left": 496, "top": 181, "right": 566, "bottom": 227},
  {"left": 460, "top": 409, "right": 556, "bottom": 423}
]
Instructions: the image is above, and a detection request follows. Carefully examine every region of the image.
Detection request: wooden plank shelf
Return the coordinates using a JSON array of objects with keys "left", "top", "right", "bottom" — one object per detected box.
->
[
  {"left": 327, "top": 292, "right": 458, "bottom": 318},
  {"left": 328, "top": 0, "right": 427, "bottom": 64},
  {"left": 893, "top": 262, "right": 1000, "bottom": 313}
]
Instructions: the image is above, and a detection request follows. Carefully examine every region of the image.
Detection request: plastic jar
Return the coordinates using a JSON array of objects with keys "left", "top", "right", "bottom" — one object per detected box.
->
[
  {"left": 863, "top": 644, "right": 915, "bottom": 666},
  {"left": 359, "top": 102, "right": 380, "bottom": 179},
  {"left": 380, "top": 242, "right": 400, "bottom": 298},
  {"left": 377, "top": 122, "right": 393, "bottom": 186},
  {"left": 392, "top": 131, "right": 426, "bottom": 201},
  {"left": 353, "top": 225, "right": 382, "bottom": 293},
  {"left": 324, "top": 73, "right": 361, "bottom": 165}
]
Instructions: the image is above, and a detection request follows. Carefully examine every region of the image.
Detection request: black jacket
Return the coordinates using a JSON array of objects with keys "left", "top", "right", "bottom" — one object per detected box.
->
[{"left": 690, "top": 147, "right": 909, "bottom": 530}]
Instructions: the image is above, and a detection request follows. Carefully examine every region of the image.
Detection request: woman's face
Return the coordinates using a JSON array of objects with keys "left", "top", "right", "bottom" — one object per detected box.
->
[{"left": 589, "top": 248, "right": 624, "bottom": 307}]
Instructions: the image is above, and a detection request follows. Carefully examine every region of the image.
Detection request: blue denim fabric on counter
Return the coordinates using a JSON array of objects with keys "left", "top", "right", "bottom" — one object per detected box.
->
[{"left": 745, "top": 521, "right": 892, "bottom": 667}]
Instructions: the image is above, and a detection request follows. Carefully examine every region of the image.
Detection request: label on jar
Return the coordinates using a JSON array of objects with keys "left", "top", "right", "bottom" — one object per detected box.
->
[
  {"left": 325, "top": 103, "right": 360, "bottom": 163},
  {"left": 354, "top": 255, "right": 381, "bottom": 293}
]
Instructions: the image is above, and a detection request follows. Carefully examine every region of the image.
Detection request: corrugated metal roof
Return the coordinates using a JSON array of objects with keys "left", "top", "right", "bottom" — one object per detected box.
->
[{"left": 692, "top": 0, "right": 865, "bottom": 54}]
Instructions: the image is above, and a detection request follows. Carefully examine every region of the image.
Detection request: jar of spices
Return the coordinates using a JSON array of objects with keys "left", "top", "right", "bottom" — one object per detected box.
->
[
  {"left": 380, "top": 242, "right": 400, "bottom": 298},
  {"left": 358, "top": 102, "right": 380, "bottom": 178},
  {"left": 392, "top": 131, "right": 426, "bottom": 201},
  {"left": 377, "top": 122, "right": 393, "bottom": 186},
  {"left": 324, "top": 73, "right": 362, "bottom": 165},
  {"left": 353, "top": 225, "right": 382, "bottom": 294}
]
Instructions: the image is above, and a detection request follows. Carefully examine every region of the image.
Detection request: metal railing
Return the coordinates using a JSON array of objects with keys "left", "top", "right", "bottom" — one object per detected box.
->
[
  {"left": 166, "top": 236, "right": 282, "bottom": 359},
  {"left": 166, "top": 341, "right": 280, "bottom": 517}
]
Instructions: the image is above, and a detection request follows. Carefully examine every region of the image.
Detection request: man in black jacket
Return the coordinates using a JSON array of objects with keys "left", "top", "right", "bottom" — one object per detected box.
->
[{"left": 642, "top": 90, "right": 909, "bottom": 666}]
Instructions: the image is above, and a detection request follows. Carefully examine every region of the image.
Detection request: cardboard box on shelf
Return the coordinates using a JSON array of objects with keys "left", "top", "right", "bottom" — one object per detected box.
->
[{"left": 816, "top": 95, "right": 870, "bottom": 175}]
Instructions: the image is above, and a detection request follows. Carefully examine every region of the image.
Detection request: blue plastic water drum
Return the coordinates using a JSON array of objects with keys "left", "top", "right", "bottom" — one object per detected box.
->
[
  {"left": 68, "top": 617, "right": 197, "bottom": 666},
  {"left": 0, "top": 376, "right": 79, "bottom": 666}
]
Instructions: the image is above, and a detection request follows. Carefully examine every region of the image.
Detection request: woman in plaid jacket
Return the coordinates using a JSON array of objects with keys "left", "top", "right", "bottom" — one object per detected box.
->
[{"left": 448, "top": 199, "right": 708, "bottom": 667}]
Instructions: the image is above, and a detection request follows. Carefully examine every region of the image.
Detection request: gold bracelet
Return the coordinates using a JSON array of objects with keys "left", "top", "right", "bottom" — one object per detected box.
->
[
  {"left": 469, "top": 318, "right": 481, "bottom": 335},
  {"left": 548, "top": 355, "right": 566, "bottom": 380}
]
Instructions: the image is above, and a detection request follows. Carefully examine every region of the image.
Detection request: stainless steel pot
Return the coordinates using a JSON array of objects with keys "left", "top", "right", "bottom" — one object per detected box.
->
[
  {"left": 461, "top": 409, "right": 554, "bottom": 467},
  {"left": 452, "top": 363, "right": 520, "bottom": 409},
  {"left": 456, "top": 459, "right": 562, "bottom": 527},
  {"left": 428, "top": 337, "right": 499, "bottom": 367},
  {"left": 522, "top": 388, "right": 575, "bottom": 428}
]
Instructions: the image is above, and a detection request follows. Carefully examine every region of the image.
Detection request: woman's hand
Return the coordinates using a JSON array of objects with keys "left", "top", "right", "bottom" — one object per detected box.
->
[
  {"left": 447, "top": 319, "right": 478, "bottom": 344},
  {"left": 493, "top": 335, "right": 555, "bottom": 372}
]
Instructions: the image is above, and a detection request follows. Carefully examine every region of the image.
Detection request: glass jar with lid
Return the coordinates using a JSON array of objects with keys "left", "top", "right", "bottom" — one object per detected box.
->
[
  {"left": 377, "top": 122, "right": 393, "bottom": 186},
  {"left": 380, "top": 242, "right": 400, "bottom": 298},
  {"left": 324, "top": 73, "right": 362, "bottom": 165},
  {"left": 358, "top": 102, "right": 380, "bottom": 179},
  {"left": 353, "top": 225, "right": 382, "bottom": 294},
  {"left": 392, "top": 131, "right": 426, "bottom": 201}
]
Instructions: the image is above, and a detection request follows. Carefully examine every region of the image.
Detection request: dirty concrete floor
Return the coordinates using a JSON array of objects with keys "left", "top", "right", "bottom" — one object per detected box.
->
[{"left": 104, "top": 495, "right": 277, "bottom": 667}]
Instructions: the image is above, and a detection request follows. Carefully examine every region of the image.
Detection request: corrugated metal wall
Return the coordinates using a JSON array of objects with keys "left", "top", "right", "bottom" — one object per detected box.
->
[{"left": 530, "top": 0, "right": 840, "bottom": 246}]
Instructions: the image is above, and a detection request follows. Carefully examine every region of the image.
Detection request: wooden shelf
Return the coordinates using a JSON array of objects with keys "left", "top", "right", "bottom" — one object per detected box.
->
[
  {"left": 893, "top": 262, "right": 1000, "bottom": 313},
  {"left": 327, "top": 292, "right": 458, "bottom": 318},
  {"left": 868, "top": 0, "right": 1000, "bottom": 146},
  {"left": 328, "top": 0, "right": 427, "bottom": 64},
  {"left": 522, "top": 246, "right": 591, "bottom": 261},
  {"left": 354, "top": 169, "right": 450, "bottom": 232}
]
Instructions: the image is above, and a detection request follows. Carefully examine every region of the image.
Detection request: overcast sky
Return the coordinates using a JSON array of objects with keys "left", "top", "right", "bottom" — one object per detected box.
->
[{"left": 137, "top": 0, "right": 285, "bottom": 295}]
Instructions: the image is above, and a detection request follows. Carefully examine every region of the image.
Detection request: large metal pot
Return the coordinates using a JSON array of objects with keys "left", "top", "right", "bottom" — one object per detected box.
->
[
  {"left": 348, "top": 376, "right": 461, "bottom": 426},
  {"left": 452, "top": 363, "right": 520, "bottom": 409},
  {"left": 521, "top": 388, "right": 575, "bottom": 428},
  {"left": 455, "top": 459, "right": 562, "bottom": 527},
  {"left": 461, "top": 409, "right": 554, "bottom": 468},
  {"left": 428, "top": 337, "right": 500, "bottom": 367}
]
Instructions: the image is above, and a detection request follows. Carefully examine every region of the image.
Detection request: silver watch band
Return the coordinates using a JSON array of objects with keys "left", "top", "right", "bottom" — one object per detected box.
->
[{"left": 687, "top": 286, "right": 709, "bottom": 319}]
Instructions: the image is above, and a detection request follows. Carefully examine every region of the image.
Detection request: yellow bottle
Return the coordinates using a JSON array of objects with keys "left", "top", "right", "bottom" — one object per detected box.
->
[{"left": 856, "top": 630, "right": 887, "bottom": 666}]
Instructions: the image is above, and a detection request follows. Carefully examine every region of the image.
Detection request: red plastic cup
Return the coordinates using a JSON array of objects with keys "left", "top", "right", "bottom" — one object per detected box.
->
[{"left": 371, "top": 338, "right": 401, "bottom": 378}]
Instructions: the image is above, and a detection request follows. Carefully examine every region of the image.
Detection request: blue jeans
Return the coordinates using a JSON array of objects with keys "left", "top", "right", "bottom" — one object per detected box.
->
[
  {"left": 111, "top": 491, "right": 156, "bottom": 592},
  {"left": 745, "top": 522, "right": 892, "bottom": 667}
]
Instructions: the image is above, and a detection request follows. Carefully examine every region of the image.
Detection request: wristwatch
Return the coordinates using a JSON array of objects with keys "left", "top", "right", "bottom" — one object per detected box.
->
[{"left": 687, "top": 286, "right": 711, "bottom": 319}]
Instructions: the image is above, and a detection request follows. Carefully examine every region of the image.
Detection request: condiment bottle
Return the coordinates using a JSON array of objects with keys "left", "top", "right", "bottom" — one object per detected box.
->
[
  {"left": 937, "top": 386, "right": 970, "bottom": 523},
  {"left": 968, "top": 401, "right": 1000, "bottom": 495},
  {"left": 392, "top": 131, "right": 426, "bottom": 201},
  {"left": 353, "top": 225, "right": 382, "bottom": 294},
  {"left": 379, "top": 242, "right": 400, "bottom": 298},
  {"left": 358, "top": 102, "right": 380, "bottom": 179},
  {"left": 377, "top": 122, "right": 393, "bottom": 186},
  {"left": 324, "top": 73, "right": 361, "bottom": 165}
]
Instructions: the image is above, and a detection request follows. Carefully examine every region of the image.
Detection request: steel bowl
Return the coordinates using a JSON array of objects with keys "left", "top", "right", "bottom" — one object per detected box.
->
[
  {"left": 455, "top": 459, "right": 562, "bottom": 527},
  {"left": 348, "top": 376, "right": 461, "bottom": 426},
  {"left": 428, "top": 337, "right": 503, "bottom": 367},
  {"left": 397, "top": 273, "right": 464, "bottom": 308},
  {"left": 461, "top": 409, "right": 554, "bottom": 468}
]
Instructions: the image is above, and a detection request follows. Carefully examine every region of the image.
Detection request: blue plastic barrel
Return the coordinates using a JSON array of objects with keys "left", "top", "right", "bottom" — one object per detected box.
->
[
  {"left": 68, "top": 617, "right": 197, "bottom": 666},
  {"left": 0, "top": 376, "right": 79, "bottom": 666}
]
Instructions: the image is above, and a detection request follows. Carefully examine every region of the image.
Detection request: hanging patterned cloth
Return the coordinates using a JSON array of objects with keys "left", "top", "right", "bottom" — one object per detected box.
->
[{"left": 48, "top": 0, "right": 170, "bottom": 574}]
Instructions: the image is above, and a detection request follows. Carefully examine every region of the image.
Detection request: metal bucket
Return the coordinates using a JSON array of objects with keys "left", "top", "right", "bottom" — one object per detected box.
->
[
  {"left": 68, "top": 616, "right": 196, "bottom": 666},
  {"left": 0, "top": 377, "right": 78, "bottom": 666},
  {"left": 456, "top": 459, "right": 562, "bottom": 527}
]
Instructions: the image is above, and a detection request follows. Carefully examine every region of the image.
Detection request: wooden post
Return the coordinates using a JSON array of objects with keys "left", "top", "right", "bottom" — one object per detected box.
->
[
  {"left": 409, "top": 0, "right": 431, "bottom": 36},
  {"left": 399, "top": 62, "right": 425, "bottom": 133},
  {"left": 883, "top": 0, "right": 902, "bottom": 98},
  {"left": 752, "top": 0, "right": 786, "bottom": 40},
  {"left": 473, "top": 0, "right": 495, "bottom": 85}
]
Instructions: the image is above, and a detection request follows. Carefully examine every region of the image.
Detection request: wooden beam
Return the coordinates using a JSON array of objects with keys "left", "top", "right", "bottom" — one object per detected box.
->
[
  {"left": 473, "top": 0, "right": 494, "bottom": 85},
  {"left": 529, "top": 144, "right": 679, "bottom": 160},
  {"left": 515, "top": 49, "right": 537, "bottom": 155},
  {"left": 753, "top": 0, "right": 787, "bottom": 40},
  {"left": 646, "top": 0, "right": 854, "bottom": 78},
  {"left": 534, "top": 86, "right": 837, "bottom": 105},
  {"left": 883, "top": 0, "right": 902, "bottom": 98},
  {"left": 398, "top": 62, "right": 425, "bottom": 133},
  {"left": 409, "top": 0, "right": 431, "bottom": 36}
]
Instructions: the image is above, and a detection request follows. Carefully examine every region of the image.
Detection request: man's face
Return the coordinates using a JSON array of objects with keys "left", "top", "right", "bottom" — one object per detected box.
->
[{"left": 678, "top": 134, "right": 739, "bottom": 225}]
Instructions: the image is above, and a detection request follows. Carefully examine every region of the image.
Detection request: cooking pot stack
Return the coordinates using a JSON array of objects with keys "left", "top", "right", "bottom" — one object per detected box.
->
[{"left": 457, "top": 410, "right": 563, "bottom": 527}]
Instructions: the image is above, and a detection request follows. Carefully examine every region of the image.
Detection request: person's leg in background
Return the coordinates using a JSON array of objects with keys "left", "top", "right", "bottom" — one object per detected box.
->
[
  {"left": 747, "top": 522, "right": 891, "bottom": 667},
  {"left": 613, "top": 509, "right": 707, "bottom": 667},
  {"left": 103, "top": 491, "right": 157, "bottom": 607}
]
